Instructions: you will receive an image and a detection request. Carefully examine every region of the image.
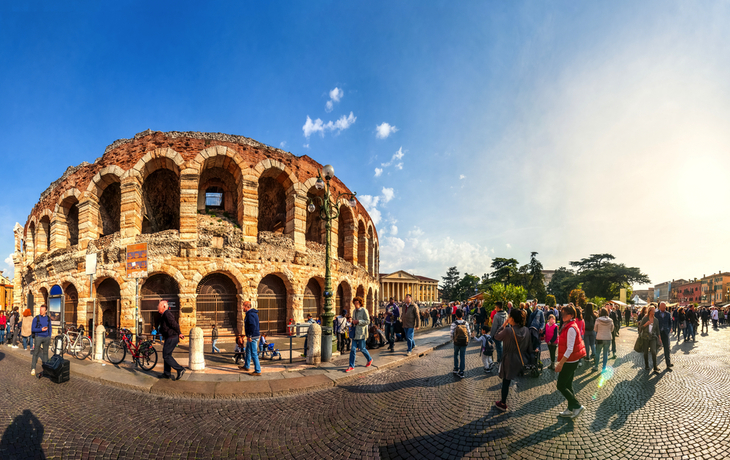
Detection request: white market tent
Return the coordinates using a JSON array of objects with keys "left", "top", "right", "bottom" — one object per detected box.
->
[{"left": 631, "top": 295, "right": 648, "bottom": 306}]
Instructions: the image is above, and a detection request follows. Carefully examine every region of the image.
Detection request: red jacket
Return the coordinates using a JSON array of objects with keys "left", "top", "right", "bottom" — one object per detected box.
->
[{"left": 557, "top": 320, "right": 586, "bottom": 363}]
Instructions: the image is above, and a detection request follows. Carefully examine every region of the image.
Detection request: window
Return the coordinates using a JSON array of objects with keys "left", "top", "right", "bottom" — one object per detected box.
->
[{"left": 206, "top": 192, "right": 223, "bottom": 207}]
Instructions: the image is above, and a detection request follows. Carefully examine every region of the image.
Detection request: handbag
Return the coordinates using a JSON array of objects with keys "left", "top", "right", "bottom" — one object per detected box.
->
[
  {"left": 633, "top": 335, "right": 645, "bottom": 353},
  {"left": 680, "top": 321, "right": 686, "bottom": 329},
  {"left": 512, "top": 327, "right": 525, "bottom": 369}
]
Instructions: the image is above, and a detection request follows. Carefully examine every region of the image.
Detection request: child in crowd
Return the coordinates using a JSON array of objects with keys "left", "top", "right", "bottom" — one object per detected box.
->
[
  {"left": 259, "top": 332, "right": 268, "bottom": 354},
  {"left": 211, "top": 325, "right": 220, "bottom": 353},
  {"left": 544, "top": 314, "right": 559, "bottom": 370},
  {"left": 234, "top": 335, "right": 246, "bottom": 364},
  {"left": 473, "top": 325, "right": 495, "bottom": 372}
]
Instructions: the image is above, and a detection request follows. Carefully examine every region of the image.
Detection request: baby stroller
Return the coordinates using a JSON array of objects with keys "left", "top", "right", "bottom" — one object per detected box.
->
[
  {"left": 261, "top": 342, "right": 282, "bottom": 360},
  {"left": 521, "top": 327, "right": 543, "bottom": 378}
]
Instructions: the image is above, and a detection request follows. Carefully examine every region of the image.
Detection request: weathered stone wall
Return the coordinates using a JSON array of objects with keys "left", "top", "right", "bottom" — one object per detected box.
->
[{"left": 16, "top": 130, "right": 380, "bottom": 339}]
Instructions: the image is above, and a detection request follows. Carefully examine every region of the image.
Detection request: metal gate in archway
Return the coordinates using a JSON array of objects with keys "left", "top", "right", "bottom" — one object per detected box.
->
[
  {"left": 196, "top": 273, "right": 238, "bottom": 337},
  {"left": 257, "top": 275, "right": 287, "bottom": 334}
]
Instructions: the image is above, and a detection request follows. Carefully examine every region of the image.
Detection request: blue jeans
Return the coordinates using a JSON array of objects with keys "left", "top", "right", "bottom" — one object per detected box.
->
[
  {"left": 404, "top": 327, "right": 415, "bottom": 352},
  {"left": 244, "top": 337, "right": 261, "bottom": 373},
  {"left": 494, "top": 339, "right": 503, "bottom": 362},
  {"left": 384, "top": 323, "right": 395, "bottom": 349},
  {"left": 22, "top": 336, "right": 33, "bottom": 350},
  {"left": 584, "top": 331, "right": 596, "bottom": 359},
  {"left": 0, "top": 328, "right": 4, "bottom": 344},
  {"left": 595, "top": 339, "right": 610, "bottom": 370},
  {"left": 212, "top": 339, "right": 220, "bottom": 353},
  {"left": 349, "top": 339, "right": 372, "bottom": 368},
  {"left": 453, "top": 344, "right": 467, "bottom": 373},
  {"left": 684, "top": 323, "right": 694, "bottom": 341}
]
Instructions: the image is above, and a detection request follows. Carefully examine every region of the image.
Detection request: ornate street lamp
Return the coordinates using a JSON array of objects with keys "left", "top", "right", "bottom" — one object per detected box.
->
[{"left": 307, "top": 164, "right": 356, "bottom": 362}]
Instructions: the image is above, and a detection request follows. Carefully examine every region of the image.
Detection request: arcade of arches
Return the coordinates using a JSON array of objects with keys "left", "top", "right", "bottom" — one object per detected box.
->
[{"left": 15, "top": 129, "right": 380, "bottom": 340}]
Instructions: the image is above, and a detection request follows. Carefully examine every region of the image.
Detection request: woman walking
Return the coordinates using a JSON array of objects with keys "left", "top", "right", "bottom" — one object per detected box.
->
[
  {"left": 593, "top": 306, "right": 614, "bottom": 372},
  {"left": 676, "top": 307, "right": 686, "bottom": 342},
  {"left": 575, "top": 307, "right": 585, "bottom": 367},
  {"left": 555, "top": 304, "right": 586, "bottom": 419},
  {"left": 583, "top": 303, "right": 597, "bottom": 366},
  {"left": 493, "top": 308, "right": 530, "bottom": 412},
  {"left": 640, "top": 306, "right": 660, "bottom": 373},
  {"left": 545, "top": 314, "right": 559, "bottom": 370}
]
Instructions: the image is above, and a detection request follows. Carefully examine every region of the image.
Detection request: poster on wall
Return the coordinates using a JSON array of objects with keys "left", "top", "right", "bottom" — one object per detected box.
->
[{"left": 48, "top": 296, "right": 62, "bottom": 323}]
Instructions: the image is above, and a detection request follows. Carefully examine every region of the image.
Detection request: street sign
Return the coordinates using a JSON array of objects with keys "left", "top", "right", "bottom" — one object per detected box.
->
[
  {"left": 126, "top": 243, "right": 148, "bottom": 279},
  {"left": 85, "top": 253, "right": 97, "bottom": 275}
]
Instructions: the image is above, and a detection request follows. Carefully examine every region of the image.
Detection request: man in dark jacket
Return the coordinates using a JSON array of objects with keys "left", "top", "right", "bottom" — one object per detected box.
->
[
  {"left": 30, "top": 305, "right": 52, "bottom": 377},
  {"left": 656, "top": 302, "right": 673, "bottom": 369},
  {"left": 157, "top": 300, "right": 185, "bottom": 381},
  {"left": 241, "top": 301, "right": 262, "bottom": 376},
  {"left": 609, "top": 304, "right": 622, "bottom": 358},
  {"left": 686, "top": 306, "right": 698, "bottom": 342}
]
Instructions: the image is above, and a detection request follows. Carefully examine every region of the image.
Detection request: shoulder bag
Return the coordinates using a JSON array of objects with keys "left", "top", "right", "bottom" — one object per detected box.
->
[{"left": 512, "top": 327, "right": 525, "bottom": 370}]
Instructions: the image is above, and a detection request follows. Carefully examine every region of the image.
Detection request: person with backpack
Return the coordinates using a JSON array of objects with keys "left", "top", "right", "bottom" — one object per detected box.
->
[
  {"left": 450, "top": 309, "right": 471, "bottom": 378},
  {"left": 30, "top": 305, "right": 52, "bottom": 377},
  {"left": 493, "top": 308, "right": 530, "bottom": 412},
  {"left": 472, "top": 325, "right": 495, "bottom": 372}
]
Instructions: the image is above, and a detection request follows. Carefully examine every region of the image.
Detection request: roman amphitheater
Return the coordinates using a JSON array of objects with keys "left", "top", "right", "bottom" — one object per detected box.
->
[{"left": 12, "top": 130, "right": 380, "bottom": 339}]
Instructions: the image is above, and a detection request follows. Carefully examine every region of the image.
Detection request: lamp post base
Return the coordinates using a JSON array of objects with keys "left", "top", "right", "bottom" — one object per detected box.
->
[{"left": 321, "top": 328, "right": 333, "bottom": 362}]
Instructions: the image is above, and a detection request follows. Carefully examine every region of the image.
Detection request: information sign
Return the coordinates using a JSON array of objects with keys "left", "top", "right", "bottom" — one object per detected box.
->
[{"left": 126, "top": 243, "right": 148, "bottom": 278}]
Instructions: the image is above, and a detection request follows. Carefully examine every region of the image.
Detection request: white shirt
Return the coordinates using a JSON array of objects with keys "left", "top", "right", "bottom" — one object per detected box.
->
[
  {"left": 712, "top": 310, "right": 719, "bottom": 321},
  {"left": 565, "top": 326, "right": 580, "bottom": 363}
]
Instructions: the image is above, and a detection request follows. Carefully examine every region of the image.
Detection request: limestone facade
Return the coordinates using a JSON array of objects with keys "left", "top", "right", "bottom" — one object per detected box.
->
[
  {"left": 379, "top": 271, "right": 439, "bottom": 304},
  {"left": 15, "top": 130, "right": 380, "bottom": 339}
]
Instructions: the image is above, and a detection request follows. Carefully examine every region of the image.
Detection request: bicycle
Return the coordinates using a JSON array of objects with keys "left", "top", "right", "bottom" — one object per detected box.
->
[
  {"left": 105, "top": 328, "right": 158, "bottom": 371},
  {"left": 56, "top": 325, "right": 92, "bottom": 360}
]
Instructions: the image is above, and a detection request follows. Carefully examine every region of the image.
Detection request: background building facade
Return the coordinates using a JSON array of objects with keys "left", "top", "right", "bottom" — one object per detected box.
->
[{"left": 379, "top": 271, "right": 439, "bottom": 304}]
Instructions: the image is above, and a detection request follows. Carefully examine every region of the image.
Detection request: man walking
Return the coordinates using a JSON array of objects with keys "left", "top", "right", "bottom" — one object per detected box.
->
[
  {"left": 491, "top": 301, "right": 508, "bottom": 364},
  {"left": 686, "top": 305, "right": 698, "bottom": 342},
  {"left": 609, "top": 304, "right": 621, "bottom": 359},
  {"left": 241, "top": 301, "right": 262, "bottom": 376},
  {"left": 475, "top": 301, "right": 487, "bottom": 337},
  {"left": 156, "top": 300, "right": 185, "bottom": 381},
  {"left": 384, "top": 297, "right": 400, "bottom": 351},
  {"left": 450, "top": 309, "right": 471, "bottom": 378},
  {"left": 656, "top": 302, "right": 673, "bottom": 369},
  {"left": 401, "top": 294, "right": 420, "bottom": 356},
  {"left": 30, "top": 305, "right": 52, "bottom": 377},
  {"left": 711, "top": 307, "right": 719, "bottom": 330},
  {"left": 345, "top": 296, "right": 372, "bottom": 372},
  {"left": 701, "top": 307, "right": 710, "bottom": 334}
]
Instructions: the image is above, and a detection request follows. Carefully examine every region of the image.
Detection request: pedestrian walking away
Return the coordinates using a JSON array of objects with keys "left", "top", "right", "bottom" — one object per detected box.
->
[
  {"left": 345, "top": 296, "right": 372, "bottom": 372},
  {"left": 594, "top": 306, "right": 614, "bottom": 372},
  {"left": 639, "top": 306, "right": 660, "bottom": 373},
  {"left": 450, "top": 309, "right": 471, "bottom": 378},
  {"left": 30, "top": 305, "right": 52, "bottom": 377},
  {"left": 211, "top": 325, "right": 220, "bottom": 353},
  {"left": 555, "top": 304, "right": 586, "bottom": 419},
  {"left": 241, "top": 301, "right": 262, "bottom": 376},
  {"left": 493, "top": 308, "right": 530, "bottom": 412},
  {"left": 384, "top": 298, "right": 400, "bottom": 351},
  {"left": 656, "top": 302, "right": 673, "bottom": 370},
  {"left": 157, "top": 300, "right": 185, "bottom": 381},
  {"left": 20, "top": 308, "right": 34, "bottom": 351},
  {"left": 491, "top": 301, "right": 508, "bottom": 364},
  {"left": 401, "top": 294, "right": 420, "bottom": 356},
  {"left": 473, "top": 325, "right": 495, "bottom": 372}
]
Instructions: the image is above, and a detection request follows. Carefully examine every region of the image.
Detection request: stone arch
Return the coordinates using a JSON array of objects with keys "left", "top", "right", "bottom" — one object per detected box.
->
[
  {"left": 257, "top": 273, "right": 290, "bottom": 334},
  {"left": 357, "top": 219, "right": 367, "bottom": 270},
  {"left": 38, "top": 286, "right": 49, "bottom": 309},
  {"left": 140, "top": 273, "right": 180, "bottom": 335},
  {"left": 53, "top": 188, "right": 82, "bottom": 249},
  {"left": 62, "top": 282, "right": 79, "bottom": 327},
  {"left": 28, "top": 221, "right": 36, "bottom": 261},
  {"left": 38, "top": 210, "right": 52, "bottom": 255},
  {"left": 254, "top": 159, "right": 299, "bottom": 240},
  {"left": 356, "top": 285, "right": 365, "bottom": 300},
  {"left": 192, "top": 262, "right": 246, "bottom": 292},
  {"left": 87, "top": 166, "right": 124, "bottom": 237},
  {"left": 336, "top": 280, "right": 352, "bottom": 313},
  {"left": 196, "top": 272, "right": 239, "bottom": 336},
  {"left": 126, "top": 147, "right": 185, "bottom": 182},
  {"left": 305, "top": 185, "right": 326, "bottom": 245},
  {"left": 302, "top": 277, "right": 324, "bottom": 319},
  {"left": 146, "top": 263, "right": 188, "bottom": 292},
  {"left": 337, "top": 202, "right": 356, "bottom": 262},
  {"left": 193, "top": 146, "right": 245, "bottom": 225},
  {"left": 367, "top": 225, "right": 375, "bottom": 277},
  {"left": 96, "top": 277, "right": 122, "bottom": 330},
  {"left": 367, "top": 287, "right": 374, "bottom": 316}
]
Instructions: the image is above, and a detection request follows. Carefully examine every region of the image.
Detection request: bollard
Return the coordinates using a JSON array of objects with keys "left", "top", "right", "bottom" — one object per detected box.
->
[
  {"left": 306, "top": 323, "right": 322, "bottom": 365},
  {"left": 189, "top": 327, "right": 205, "bottom": 371},
  {"left": 94, "top": 325, "right": 106, "bottom": 361}
]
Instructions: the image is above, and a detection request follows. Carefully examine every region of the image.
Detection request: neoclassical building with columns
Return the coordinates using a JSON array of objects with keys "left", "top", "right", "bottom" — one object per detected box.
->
[
  {"left": 379, "top": 271, "right": 439, "bottom": 304},
  {"left": 14, "top": 130, "right": 379, "bottom": 338}
]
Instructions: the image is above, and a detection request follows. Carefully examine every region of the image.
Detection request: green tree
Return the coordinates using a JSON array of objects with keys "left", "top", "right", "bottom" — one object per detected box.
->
[
  {"left": 569, "top": 288, "right": 587, "bottom": 307},
  {"left": 547, "top": 267, "right": 577, "bottom": 304},
  {"left": 570, "top": 254, "right": 650, "bottom": 300},
  {"left": 440, "top": 266, "right": 460, "bottom": 301},
  {"left": 477, "top": 273, "right": 493, "bottom": 293},
  {"left": 545, "top": 294, "right": 556, "bottom": 308},
  {"left": 483, "top": 283, "right": 528, "bottom": 311},
  {"left": 490, "top": 258, "right": 519, "bottom": 286},
  {"left": 527, "top": 251, "right": 547, "bottom": 302},
  {"left": 454, "top": 273, "right": 480, "bottom": 301}
]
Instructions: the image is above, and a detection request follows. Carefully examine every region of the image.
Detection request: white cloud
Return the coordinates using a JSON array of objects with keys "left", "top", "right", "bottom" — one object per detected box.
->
[
  {"left": 3, "top": 254, "right": 14, "bottom": 278},
  {"left": 408, "top": 227, "right": 424, "bottom": 238},
  {"left": 325, "top": 87, "right": 344, "bottom": 113},
  {"left": 380, "top": 147, "right": 406, "bottom": 173},
  {"left": 375, "top": 122, "right": 399, "bottom": 139},
  {"left": 280, "top": 141, "right": 287, "bottom": 149},
  {"left": 395, "top": 162, "right": 403, "bottom": 170},
  {"left": 381, "top": 187, "right": 394, "bottom": 203},
  {"left": 303, "top": 143, "right": 310, "bottom": 149},
  {"left": 374, "top": 167, "right": 383, "bottom": 177},
  {"left": 302, "top": 112, "right": 357, "bottom": 138},
  {"left": 459, "top": 174, "right": 466, "bottom": 180},
  {"left": 506, "top": 243, "right": 512, "bottom": 249},
  {"left": 358, "top": 194, "right": 380, "bottom": 210},
  {"left": 389, "top": 225, "right": 398, "bottom": 236}
]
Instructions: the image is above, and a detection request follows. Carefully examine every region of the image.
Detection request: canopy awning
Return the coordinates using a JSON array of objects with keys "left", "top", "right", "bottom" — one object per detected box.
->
[{"left": 611, "top": 300, "right": 628, "bottom": 307}]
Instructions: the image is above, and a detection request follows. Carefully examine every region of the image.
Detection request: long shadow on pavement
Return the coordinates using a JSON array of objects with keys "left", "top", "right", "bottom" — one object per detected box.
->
[
  {"left": 0, "top": 409, "right": 45, "bottom": 459},
  {"left": 589, "top": 370, "right": 661, "bottom": 432}
]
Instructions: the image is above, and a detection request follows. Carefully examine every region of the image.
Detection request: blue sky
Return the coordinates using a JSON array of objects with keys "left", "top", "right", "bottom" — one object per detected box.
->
[{"left": 2, "top": 1, "right": 730, "bottom": 288}]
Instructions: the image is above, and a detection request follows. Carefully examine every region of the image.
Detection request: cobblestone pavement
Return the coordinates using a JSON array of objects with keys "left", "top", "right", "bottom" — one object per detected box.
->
[{"left": 2, "top": 325, "right": 730, "bottom": 459}]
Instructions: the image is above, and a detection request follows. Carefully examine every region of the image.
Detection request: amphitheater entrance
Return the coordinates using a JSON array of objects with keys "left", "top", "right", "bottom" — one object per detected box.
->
[
  {"left": 302, "top": 278, "right": 322, "bottom": 320},
  {"left": 257, "top": 274, "right": 288, "bottom": 334},
  {"left": 196, "top": 273, "right": 238, "bottom": 339},
  {"left": 336, "top": 281, "right": 351, "bottom": 314},
  {"left": 140, "top": 274, "right": 179, "bottom": 335},
  {"left": 97, "top": 278, "right": 121, "bottom": 333},
  {"left": 64, "top": 284, "right": 79, "bottom": 328}
]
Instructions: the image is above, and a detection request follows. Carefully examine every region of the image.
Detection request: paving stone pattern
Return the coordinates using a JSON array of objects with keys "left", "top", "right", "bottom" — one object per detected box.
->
[{"left": 2, "top": 326, "right": 730, "bottom": 459}]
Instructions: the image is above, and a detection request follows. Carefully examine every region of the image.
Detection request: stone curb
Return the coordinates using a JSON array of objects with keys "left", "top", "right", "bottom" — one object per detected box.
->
[{"left": 5, "top": 335, "right": 452, "bottom": 399}]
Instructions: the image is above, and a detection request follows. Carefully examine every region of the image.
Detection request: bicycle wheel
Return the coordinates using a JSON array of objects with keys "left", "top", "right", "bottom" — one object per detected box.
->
[
  {"left": 138, "top": 346, "right": 158, "bottom": 371},
  {"left": 106, "top": 341, "right": 126, "bottom": 364},
  {"left": 74, "top": 336, "right": 92, "bottom": 360}
]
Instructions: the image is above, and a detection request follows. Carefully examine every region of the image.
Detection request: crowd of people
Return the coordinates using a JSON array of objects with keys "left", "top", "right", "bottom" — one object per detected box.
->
[{"left": 1, "top": 306, "right": 37, "bottom": 351}]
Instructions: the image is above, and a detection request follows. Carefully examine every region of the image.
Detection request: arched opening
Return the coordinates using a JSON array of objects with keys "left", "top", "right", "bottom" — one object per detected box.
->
[
  {"left": 367, "top": 227, "right": 375, "bottom": 277},
  {"left": 140, "top": 274, "right": 179, "bottom": 335},
  {"left": 336, "top": 281, "right": 352, "bottom": 314},
  {"left": 99, "top": 182, "right": 122, "bottom": 236},
  {"left": 40, "top": 216, "right": 51, "bottom": 253},
  {"left": 97, "top": 278, "right": 121, "bottom": 332},
  {"left": 28, "top": 223, "right": 36, "bottom": 261},
  {"left": 198, "top": 166, "right": 239, "bottom": 223},
  {"left": 337, "top": 205, "right": 355, "bottom": 262},
  {"left": 356, "top": 285, "right": 365, "bottom": 299},
  {"left": 257, "top": 177, "right": 287, "bottom": 235},
  {"left": 305, "top": 188, "right": 325, "bottom": 245},
  {"left": 142, "top": 169, "right": 180, "bottom": 234},
  {"left": 26, "top": 291, "right": 35, "bottom": 316},
  {"left": 63, "top": 283, "right": 78, "bottom": 327},
  {"left": 59, "top": 196, "right": 80, "bottom": 247},
  {"left": 39, "top": 287, "right": 48, "bottom": 308},
  {"left": 196, "top": 273, "right": 238, "bottom": 337},
  {"left": 257, "top": 274, "right": 288, "bottom": 334},
  {"left": 367, "top": 287, "right": 374, "bottom": 316},
  {"left": 303, "top": 278, "right": 323, "bottom": 320},
  {"left": 358, "top": 221, "right": 366, "bottom": 269}
]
